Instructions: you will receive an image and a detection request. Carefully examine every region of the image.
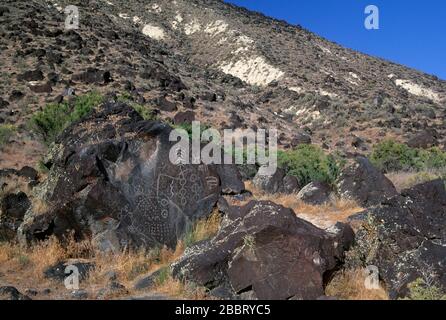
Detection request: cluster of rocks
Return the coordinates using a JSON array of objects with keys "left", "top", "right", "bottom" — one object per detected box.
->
[
  {"left": 172, "top": 200, "right": 354, "bottom": 300},
  {"left": 252, "top": 155, "right": 398, "bottom": 207}
]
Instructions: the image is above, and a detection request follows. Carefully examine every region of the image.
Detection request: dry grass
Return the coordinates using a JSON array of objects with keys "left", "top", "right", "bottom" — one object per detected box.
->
[
  {"left": 326, "top": 269, "right": 389, "bottom": 300},
  {"left": 88, "top": 243, "right": 185, "bottom": 289},
  {"left": 155, "top": 276, "right": 208, "bottom": 300},
  {"left": 30, "top": 198, "right": 51, "bottom": 215},
  {"left": 244, "top": 181, "right": 363, "bottom": 228},
  {"left": 0, "top": 176, "right": 31, "bottom": 198},
  {"left": 0, "top": 210, "right": 223, "bottom": 299},
  {"left": 387, "top": 169, "right": 446, "bottom": 192},
  {"left": 0, "top": 233, "right": 93, "bottom": 279},
  {"left": 185, "top": 209, "right": 222, "bottom": 246}
]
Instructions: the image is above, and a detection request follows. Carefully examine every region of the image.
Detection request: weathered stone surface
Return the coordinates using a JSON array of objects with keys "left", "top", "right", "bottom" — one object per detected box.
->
[
  {"left": 336, "top": 156, "right": 398, "bottom": 207},
  {"left": 252, "top": 167, "right": 285, "bottom": 194},
  {"left": 297, "top": 181, "right": 332, "bottom": 205},
  {"left": 0, "top": 192, "right": 30, "bottom": 241},
  {"left": 71, "top": 68, "right": 112, "bottom": 84},
  {"left": 282, "top": 175, "right": 300, "bottom": 194},
  {"left": 347, "top": 179, "right": 446, "bottom": 299},
  {"left": 216, "top": 165, "right": 244, "bottom": 195},
  {"left": 18, "top": 102, "right": 222, "bottom": 249},
  {"left": 133, "top": 269, "right": 164, "bottom": 291},
  {"left": 0, "top": 287, "right": 31, "bottom": 300},
  {"left": 172, "top": 201, "right": 354, "bottom": 300},
  {"left": 407, "top": 130, "right": 439, "bottom": 149},
  {"left": 17, "top": 69, "right": 43, "bottom": 82}
]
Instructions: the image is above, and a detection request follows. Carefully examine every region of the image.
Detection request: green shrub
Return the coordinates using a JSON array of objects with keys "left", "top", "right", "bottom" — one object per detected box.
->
[
  {"left": 155, "top": 266, "right": 171, "bottom": 286},
  {"left": 68, "top": 92, "right": 103, "bottom": 123},
  {"left": 402, "top": 278, "right": 446, "bottom": 300},
  {"left": 0, "top": 124, "right": 16, "bottom": 147},
  {"left": 132, "top": 104, "right": 157, "bottom": 121},
  {"left": 30, "top": 92, "right": 103, "bottom": 144},
  {"left": 371, "top": 140, "right": 446, "bottom": 172},
  {"left": 117, "top": 92, "right": 157, "bottom": 121},
  {"left": 278, "top": 144, "right": 341, "bottom": 186},
  {"left": 173, "top": 122, "right": 211, "bottom": 138}
]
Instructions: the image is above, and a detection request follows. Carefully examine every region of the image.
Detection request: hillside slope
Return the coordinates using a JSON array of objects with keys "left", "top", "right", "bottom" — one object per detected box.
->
[{"left": 0, "top": 0, "right": 445, "bottom": 169}]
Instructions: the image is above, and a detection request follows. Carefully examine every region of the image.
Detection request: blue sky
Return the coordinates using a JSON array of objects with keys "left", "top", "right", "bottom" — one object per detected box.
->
[{"left": 224, "top": 0, "right": 446, "bottom": 80}]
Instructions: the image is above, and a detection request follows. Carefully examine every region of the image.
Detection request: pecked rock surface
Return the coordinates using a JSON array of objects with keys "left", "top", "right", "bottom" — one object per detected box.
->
[
  {"left": 17, "top": 101, "right": 239, "bottom": 250},
  {"left": 172, "top": 200, "right": 354, "bottom": 300},
  {"left": 347, "top": 179, "right": 446, "bottom": 299}
]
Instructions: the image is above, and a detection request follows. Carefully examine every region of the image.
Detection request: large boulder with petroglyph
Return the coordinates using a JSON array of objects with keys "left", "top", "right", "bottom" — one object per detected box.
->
[
  {"left": 172, "top": 200, "right": 354, "bottom": 300},
  {"left": 18, "top": 101, "right": 225, "bottom": 249}
]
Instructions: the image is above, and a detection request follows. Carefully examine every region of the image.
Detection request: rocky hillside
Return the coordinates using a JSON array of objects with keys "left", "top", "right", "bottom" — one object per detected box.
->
[
  {"left": 1, "top": 0, "right": 446, "bottom": 169},
  {"left": 0, "top": 0, "right": 445, "bottom": 301}
]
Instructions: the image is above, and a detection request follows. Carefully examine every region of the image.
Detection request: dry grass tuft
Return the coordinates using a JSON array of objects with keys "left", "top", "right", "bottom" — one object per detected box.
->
[
  {"left": 185, "top": 209, "right": 222, "bottom": 246},
  {"left": 387, "top": 169, "right": 446, "bottom": 192},
  {"left": 155, "top": 276, "right": 208, "bottom": 300},
  {"left": 245, "top": 181, "right": 363, "bottom": 228},
  {"left": 326, "top": 269, "right": 389, "bottom": 300}
]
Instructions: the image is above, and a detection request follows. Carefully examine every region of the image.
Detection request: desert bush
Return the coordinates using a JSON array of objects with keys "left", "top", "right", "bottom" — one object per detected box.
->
[
  {"left": 371, "top": 140, "right": 446, "bottom": 172},
  {"left": 278, "top": 144, "right": 342, "bottom": 186},
  {"left": 117, "top": 92, "right": 157, "bottom": 121},
  {"left": 402, "top": 278, "right": 446, "bottom": 300},
  {"left": 30, "top": 92, "right": 103, "bottom": 144},
  {"left": 0, "top": 124, "right": 16, "bottom": 147}
]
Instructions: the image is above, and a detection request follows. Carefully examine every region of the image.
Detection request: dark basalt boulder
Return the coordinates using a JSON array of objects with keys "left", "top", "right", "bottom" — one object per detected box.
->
[
  {"left": 282, "top": 175, "right": 300, "bottom": 194},
  {"left": 18, "top": 101, "right": 224, "bottom": 250},
  {"left": 0, "top": 192, "right": 31, "bottom": 241},
  {"left": 71, "top": 68, "right": 112, "bottom": 84},
  {"left": 297, "top": 181, "right": 332, "bottom": 205},
  {"left": 0, "top": 97, "right": 10, "bottom": 109},
  {"left": 336, "top": 156, "right": 398, "bottom": 207},
  {"left": 172, "top": 201, "right": 354, "bottom": 300},
  {"left": 0, "top": 287, "right": 31, "bottom": 301},
  {"left": 252, "top": 167, "right": 286, "bottom": 194},
  {"left": 216, "top": 165, "right": 244, "bottom": 195},
  {"left": 407, "top": 130, "right": 439, "bottom": 149},
  {"left": 29, "top": 82, "right": 52, "bottom": 93},
  {"left": 44, "top": 259, "right": 95, "bottom": 283},
  {"left": 17, "top": 69, "right": 44, "bottom": 82},
  {"left": 347, "top": 179, "right": 446, "bottom": 299}
]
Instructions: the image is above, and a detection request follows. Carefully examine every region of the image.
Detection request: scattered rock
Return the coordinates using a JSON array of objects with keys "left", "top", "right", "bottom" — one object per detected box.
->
[
  {"left": 71, "top": 68, "right": 112, "bottom": 84},
  {"left": 97, "top": 281, "right": 128, "bottom": 299},
  {"left": 155, "top": 96, "right": 177, "bottom": 112},
  {"left": 290, "top": 132, "right": 312, "bottom": 147},
  {"left": 282, "top": 175, "right": 300, "bottom": 194},
  {"left": 71, "top": 290, "right": 88, "bottom": 300},
  {"left": 173, "top": 111, "right": 195, "bottom": 124},
  {"left": 133, "top": 269, "right": 164, "bottom": 291},
  {"left": 336, "top": 156, "right": 398, "bottom": 207},
  {"left": 296, "top": 181, "right": 332, "bottom": 205},
  {"left": 29, "top": 82, "right": 52, "bottom": 93},
  {"left": 44, "top": 259, "right": 95, "bottom": 282},
  {"left": 252, "top": 167, "right": 286, "bottom": 194},
  {"left": 0, "top": 97, "right": 9, "bottom": 109},
  {"left": 407, "top": 130, "right": 439, "bottom": 149},
  {"left": 216, "top": 165, "right": 244, "bottom": 195},
  {"left": 17, "top": 69, "right": 44, "bottom": 82},
  {"left": 0, "top": 287, "right": 31, "bottom": 300}
]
